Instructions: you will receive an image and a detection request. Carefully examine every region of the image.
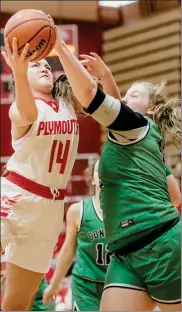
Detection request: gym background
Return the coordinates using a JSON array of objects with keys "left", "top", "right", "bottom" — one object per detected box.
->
[{"left": 0, "top": 0, "right": 181, "bottom": 310}]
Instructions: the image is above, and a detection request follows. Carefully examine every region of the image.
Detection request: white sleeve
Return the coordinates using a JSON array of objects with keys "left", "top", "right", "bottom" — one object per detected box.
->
[
  {"left": 84, "top": 88, "right": 149, "bottom": 144},
  {"left": 88, "top": 94, "right": 121, "bottom": 128},
  {"left": 77, "top": 201, "right": 83, "bottom": 232}
]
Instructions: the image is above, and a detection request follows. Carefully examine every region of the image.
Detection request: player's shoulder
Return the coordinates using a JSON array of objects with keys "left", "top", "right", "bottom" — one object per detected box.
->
[
  {"left": 10, "top": 99, "right": 44, "bottom": 109},
  {"left": 67, "top": 201, "right": 82, "bottom": 217},
  {"left": 148, "top": 118, "right": 162, "bottom": 137}
]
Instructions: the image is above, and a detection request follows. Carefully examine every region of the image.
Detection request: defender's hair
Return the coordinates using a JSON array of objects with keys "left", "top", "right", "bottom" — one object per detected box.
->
[{"left": 133, "top": 81, "right": 181, "bottom": 148}]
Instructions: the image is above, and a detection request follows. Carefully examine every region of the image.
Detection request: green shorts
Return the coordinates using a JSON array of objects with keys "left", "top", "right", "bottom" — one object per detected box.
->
[
  {"left": 104, "top": 220, "right": 181, "bottom": 304},
  {"left": 72, "top": 275, "right": 104, "bottom": 311}
]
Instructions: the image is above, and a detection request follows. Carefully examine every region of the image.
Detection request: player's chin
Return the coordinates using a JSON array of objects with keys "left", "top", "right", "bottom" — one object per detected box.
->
[
  {"left": 37, "top": 84, "right": 53, "bottom": 95},
  {"left": 39, "top": 80, "right": 53, "bottom": 89}
]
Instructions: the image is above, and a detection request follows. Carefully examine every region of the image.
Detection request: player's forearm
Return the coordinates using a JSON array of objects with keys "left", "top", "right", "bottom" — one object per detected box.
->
[
  {"left": 101, "top": 70, "right": 121, "bottom": 100},
  {"left": 55, "top": 42, "right": 97, "bottom": 108},
  {"left": 50, "top": 246, "right": 75, "bottom": 289},
  {"left": 13, "top": 73, "right": 38, "bottom": 123}
]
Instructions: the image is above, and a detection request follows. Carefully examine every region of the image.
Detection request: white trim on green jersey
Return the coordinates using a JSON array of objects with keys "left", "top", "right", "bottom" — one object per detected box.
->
[
  {"left": 77, "top": 201, "right": 83, "bottom": 232},
  {"left": 92, "top": 197, "right": 103, "bottom": 222},
  {"left": 108, "top": 123, "right": 150, "bottom": 145}
]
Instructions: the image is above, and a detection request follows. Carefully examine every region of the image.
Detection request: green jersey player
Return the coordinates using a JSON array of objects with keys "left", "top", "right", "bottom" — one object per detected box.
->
[
  {"left": 43, "top": 160, "right": 112, "bottom": 311},
  {"left": 42, "top": 163, "right": 179, "bottom": 312},
  {"left": 53, "top": 30, "right": 181, "bottom": 312}
]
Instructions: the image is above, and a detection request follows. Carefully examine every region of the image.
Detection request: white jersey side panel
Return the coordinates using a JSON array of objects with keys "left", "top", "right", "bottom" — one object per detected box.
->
[{"left": 7, "top": 99, "right": 79, "bottom": 189}]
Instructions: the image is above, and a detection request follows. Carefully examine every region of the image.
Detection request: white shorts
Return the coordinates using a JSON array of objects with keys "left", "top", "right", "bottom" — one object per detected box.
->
[{"left": 1, "top": 177, "right": 64, "bottom": 273}]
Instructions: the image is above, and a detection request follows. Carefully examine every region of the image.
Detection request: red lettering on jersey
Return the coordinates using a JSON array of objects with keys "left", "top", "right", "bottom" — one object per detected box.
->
[
  {"left": 62, "top": 121, "right": 67, "bottom": 134},
  {"left": 37, "top": 122, "right": 45, "bottom": 135},
  {"left": 48, "top": 121, "right": 54, "bottom": 135},
  {"left": 48, "top": 140, "right": 57, "bottom": 172},
  {"left": 76, "top": 121, "right": 79, "bottom": 134},
  {"left": 67, "top": 120, "right": 73, "bottom": 134},
  {"left": 48, "top": 139, "right": 71, "bottom": 174},
  {"left": 44, "top": 122, "right": 49, "bottom": 135},
  {"left": 54, "top": 121, "right": 62, "bottom": 134},
  {"left": 57, "top": 140, "right": 71, "bottom": 174},
  {"left": 36, "top": 120, "right": 79, "bottom": 136}
]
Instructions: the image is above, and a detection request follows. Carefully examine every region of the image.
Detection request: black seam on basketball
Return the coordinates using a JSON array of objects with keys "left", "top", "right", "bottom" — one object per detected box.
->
[
  {"left": 17, "top": 24, "right": 55, "bottom": 55},
  {"left": 31, "top": 23, "right": 55, "bottom": 61},
  {"left": 17, "top": 24, "right": 53, "bottom": 50},
  {"left": 5, "top": 18, "right": 52, "bottom": 37}
]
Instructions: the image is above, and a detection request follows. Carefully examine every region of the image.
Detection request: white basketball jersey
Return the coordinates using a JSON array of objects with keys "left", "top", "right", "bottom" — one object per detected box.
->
[{"left": 7, "top": 98, "right": 79, "bottom": 189}]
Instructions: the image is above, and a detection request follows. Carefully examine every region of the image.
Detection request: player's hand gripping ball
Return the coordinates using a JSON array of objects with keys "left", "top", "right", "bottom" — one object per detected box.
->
[{"left": 4, "top": 9, "right": 56, "bottom": 61}]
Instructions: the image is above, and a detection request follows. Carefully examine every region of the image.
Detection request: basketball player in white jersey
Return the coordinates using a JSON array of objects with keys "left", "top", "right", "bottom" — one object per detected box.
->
[{"left": 1, "top": 37, "right": 81, "bottom": 310}]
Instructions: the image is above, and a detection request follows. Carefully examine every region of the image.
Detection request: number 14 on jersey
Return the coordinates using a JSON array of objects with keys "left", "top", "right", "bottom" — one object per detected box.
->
[{"left": 48, "top": 139, "right": 71, "bottom": 174}]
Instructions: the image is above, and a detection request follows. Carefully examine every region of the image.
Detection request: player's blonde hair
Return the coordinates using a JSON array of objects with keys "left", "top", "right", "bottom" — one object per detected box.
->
[
  {"left": 53, "top": 74, "right": 103, "bottom": 117},
  {"left": 52, "top": 74, "right": 84, "bottom": 116},
  {"left": 132, "top": 81, "right": 181, "bottom": 148}
]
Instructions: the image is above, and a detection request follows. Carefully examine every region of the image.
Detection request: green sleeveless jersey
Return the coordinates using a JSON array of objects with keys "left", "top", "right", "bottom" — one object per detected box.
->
[
  {"left": 72, "top": 197, "right": 112, "bottom": 282},
  {"left": 99, "top": 119, "right": 179, "bottom": 251}
]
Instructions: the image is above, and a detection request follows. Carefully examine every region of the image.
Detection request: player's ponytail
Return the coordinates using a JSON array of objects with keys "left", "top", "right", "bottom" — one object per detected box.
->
[{"left": 153, "top": 98, "right": 181, "bottom": 148}]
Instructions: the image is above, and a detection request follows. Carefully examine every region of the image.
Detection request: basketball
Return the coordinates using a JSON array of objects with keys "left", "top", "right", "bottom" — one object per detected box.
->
[{"left": 4, "top": 9, "right": 56, "bottom": 61}]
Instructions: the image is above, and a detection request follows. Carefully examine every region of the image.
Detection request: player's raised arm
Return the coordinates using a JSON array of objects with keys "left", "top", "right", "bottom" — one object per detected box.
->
[
  {"left": 54, "top": 28, "right": 97, "bottom": 109},
  {"left": 43, "top": 202, "right": 80, "bottom": 305},
  {"left": 54, "top": 27, "right": 147, "bottom": 134},
  {"left": 2, "top": 38, "right": 38, "bottom": 127},
  {"left": 54, "top": 26, "right": 180, "bottom": 148}
]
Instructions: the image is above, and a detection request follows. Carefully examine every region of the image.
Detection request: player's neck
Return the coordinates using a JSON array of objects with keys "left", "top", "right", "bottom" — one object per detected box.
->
[
  {"left": 94, "top": 189, "right": 103, "bottom": 218},
  {"left": 32, "top": 90, "right": 53, "bottom": 101}
]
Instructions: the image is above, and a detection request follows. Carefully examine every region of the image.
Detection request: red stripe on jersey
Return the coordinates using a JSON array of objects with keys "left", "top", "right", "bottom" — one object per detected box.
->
[
  {"left": 5, "top": 172, "right": 66, "bottom": 200},
  {"left": 34, "top": 97, "right": 59, "bottom": 112}
]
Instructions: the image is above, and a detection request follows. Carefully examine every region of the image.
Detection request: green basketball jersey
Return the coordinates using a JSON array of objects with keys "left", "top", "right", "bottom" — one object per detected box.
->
[
  {"left": 165, "top": 165, "right": 172, "bottom": 176},
  {"left": 72, "top": 197, "right": 112, "bottom": 282},
  {"left": 99, "top": 119, "right": 179, "bottom": 251}
]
